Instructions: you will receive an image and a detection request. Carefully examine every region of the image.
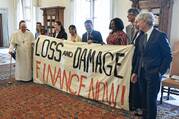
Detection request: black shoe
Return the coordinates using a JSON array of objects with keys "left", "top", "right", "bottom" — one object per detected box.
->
[
  {"left": 16, "top": 79, "right": 33, "bottom": 83},
  {"left": 134, "top": 108, "right": 143, "bottom": 116}
]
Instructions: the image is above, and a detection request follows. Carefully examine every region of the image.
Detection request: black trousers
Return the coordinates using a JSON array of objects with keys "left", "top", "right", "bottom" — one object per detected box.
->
[
  {"left": 139, "top": 68, "right": 161, "bottom": 119},
  {"left": 129, "top": 81, "right": 142, "bottom": 111}
]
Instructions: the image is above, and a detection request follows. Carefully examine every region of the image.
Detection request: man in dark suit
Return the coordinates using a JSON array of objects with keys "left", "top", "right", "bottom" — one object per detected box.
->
[
  {"left": 82, "top": 20, "right": 103, "bottom": 44},
  {"left": 131, "top": 12, "right": 172, "bottom": 119}
]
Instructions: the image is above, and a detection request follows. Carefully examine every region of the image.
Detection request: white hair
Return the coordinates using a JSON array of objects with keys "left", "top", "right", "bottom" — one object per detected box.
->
[{"left": 136, "top": 12, "right": 155, "bottom": 27}]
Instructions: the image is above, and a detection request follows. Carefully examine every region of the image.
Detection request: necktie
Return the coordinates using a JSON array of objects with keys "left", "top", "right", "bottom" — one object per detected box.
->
[
  {"left": 131, "top": 25, "right": 135, "bottom": 40},
  {"left": 87, "top": 32, "right": 89, "bottom": 40},
  {"left": 141, "top": 33, "right": 147, "bottom": 68},
  {"left": 87, "top": 32, "right": 91, "bottom": 40},
  {"left": 131, "top": 30, "right": 139, "bottom": 44},
  {"left": 87, "top": 31, "right": 93, "bottom": 40},
  {"left": 143, "top": 33, "right": 147, "bottom": 49}
]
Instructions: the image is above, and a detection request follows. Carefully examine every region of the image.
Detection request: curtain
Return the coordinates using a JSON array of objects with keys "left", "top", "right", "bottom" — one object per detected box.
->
[
  {"left": 0, "top": 8, "right": 9, "bottom": 47},
  {"left": 16, "top": 0, "right": 36, "bottom": 34},
  {"left": 16, "top": 0, "right": 24, "bottom": 29}
]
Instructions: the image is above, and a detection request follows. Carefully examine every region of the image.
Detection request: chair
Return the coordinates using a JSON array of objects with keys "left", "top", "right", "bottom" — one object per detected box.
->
[{"left": 160, "top": 41, "right": 179, "bottom": 104}]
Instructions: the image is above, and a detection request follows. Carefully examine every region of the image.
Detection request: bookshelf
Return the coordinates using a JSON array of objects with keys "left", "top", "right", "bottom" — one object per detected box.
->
[
  {"left": 131, "top": 0, "right": 173, "bottom": 38},
  {"left": 41, "top": 6, "right": 65, "bottom": 36}
]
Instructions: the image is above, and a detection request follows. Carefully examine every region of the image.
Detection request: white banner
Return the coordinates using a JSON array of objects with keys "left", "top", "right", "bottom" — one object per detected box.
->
[{"left": 33, "top": 35, "right": 134, "bottom": 110}]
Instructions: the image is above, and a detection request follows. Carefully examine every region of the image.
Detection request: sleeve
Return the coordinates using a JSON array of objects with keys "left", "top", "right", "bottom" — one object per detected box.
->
[
  {"left": 132, "top": 35, "right": 141, "bottom": 74},
  {"left": 9, "top": 33, "right": 17, "bottom": 53},
  {"left": 125, "top": 26, "right": 129, "bottom": 36},
  {"left": 118, "top": 33, "right": 128, "bottom": 45},
  {"left": 63, "top": 32, "right": 68, "bottom": 40},
  {"left": 82, "top": 33, "right": 86, "bottom": 42},
  {"left": 95, "top": 32, "right": 103, "bottom": 44},
  {"left": 126, "top": 25, "right": 131, "bottom": 41},
  {"left": 159, "top": 33, "right": 172, "bottom": 75},
  {"left": 132, "top": 43, "right": 140, "bottom": 74}
]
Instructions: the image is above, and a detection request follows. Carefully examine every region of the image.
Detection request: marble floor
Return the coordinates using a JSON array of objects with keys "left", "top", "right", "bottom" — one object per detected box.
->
[
  {"left": 0, "top": 48, "right": 15, "bottom": 80},
  {"left": 0, "top": 48, "right": 15, "bottom": 65}
]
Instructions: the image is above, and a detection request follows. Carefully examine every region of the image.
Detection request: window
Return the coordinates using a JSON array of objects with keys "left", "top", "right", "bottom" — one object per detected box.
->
[
  {"left": 74, "top": 0, "right": 90, "bottom": 37},
  {"left": 94, "top": 0, "right": 110, "bottom": 42},
  {"left": 23, "top": 0, "right": 32, "bottom": 31},
  {"left": 17, "top": 0, "right": 36, "bottom": 33},
  {"left": 74, "top": 0, "right": 110, "bottom": 42}
]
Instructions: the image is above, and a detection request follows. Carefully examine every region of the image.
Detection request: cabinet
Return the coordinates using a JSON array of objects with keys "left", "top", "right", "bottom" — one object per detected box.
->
[
  {"left": 41, "top": 6, "right": 65, "bottom": 36},
  {"left": 131, "top": 0, "right": 173, "bottom": 38}
]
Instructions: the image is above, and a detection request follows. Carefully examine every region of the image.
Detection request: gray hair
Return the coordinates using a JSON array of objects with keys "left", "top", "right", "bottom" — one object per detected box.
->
[
  {"left": 128, "top": 8, "right": 140, "bottom": 16},
  {"left": 136, "top": 12, "right": 155, "bottom": 27}
]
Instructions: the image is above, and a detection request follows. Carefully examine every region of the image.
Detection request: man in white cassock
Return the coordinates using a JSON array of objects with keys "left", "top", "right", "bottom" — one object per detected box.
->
[{"left": 9, "top": 20, "right": 35, "bottom": 82}]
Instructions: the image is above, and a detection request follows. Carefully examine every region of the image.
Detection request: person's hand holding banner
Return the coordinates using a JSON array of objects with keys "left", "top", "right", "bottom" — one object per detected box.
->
[{"left": 131, "top": 73, "right": 137, "bottom": 84}]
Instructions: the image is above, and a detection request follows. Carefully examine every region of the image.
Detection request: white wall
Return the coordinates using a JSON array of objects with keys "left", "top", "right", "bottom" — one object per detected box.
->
[
  {"left": 111, "top": 0, "right": 132, "bottom": 29},
  {"left": 0, "top": 0, "right": 16, "bottom": 38},
  {"left": 35, "top": 7, "right": 43, "bottom": 24},
  {"left": 170, "top": 0, "right": 179, "bottom": 47}
]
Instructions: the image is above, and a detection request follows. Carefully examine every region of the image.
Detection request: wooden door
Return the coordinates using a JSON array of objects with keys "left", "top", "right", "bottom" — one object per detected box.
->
[
  {"left": 41, "top": 6, "right": 65, "bottom": 37},
  {"left": 131, "top": 0, "right": 173, "bottom": 38},
  {"left": 0, "top": 14, "right": 3, "bottom": 47}
]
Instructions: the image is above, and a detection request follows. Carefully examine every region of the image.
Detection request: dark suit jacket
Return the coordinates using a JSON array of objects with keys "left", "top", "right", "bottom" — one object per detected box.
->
[
  {"left": 133, "top": 28, "right": 172, "bottom": 76},
  {"left": 53, "top": 31, "right": 67, "bottom": 40},
  {"left": 82, "top": 30, "right": 103, "bottom": 44},
  {"left": 132, "top": 31, "right": 144, "bottom": 73}
]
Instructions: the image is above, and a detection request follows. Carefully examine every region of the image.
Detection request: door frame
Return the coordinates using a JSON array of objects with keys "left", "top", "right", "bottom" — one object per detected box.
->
[{"left": 0, "top": 14, "right": 3, "bottom": 47}]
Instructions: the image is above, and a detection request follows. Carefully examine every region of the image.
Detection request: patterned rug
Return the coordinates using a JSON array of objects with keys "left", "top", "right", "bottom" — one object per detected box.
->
[
  {"left": 157, "top": 102, "right": 179, "bottom": 119},
  {"left": 0, "top": 80, "right": 128, "bottom": 119},
  {"left": 0, "top": 62, "right": 178, "bottom": 118},
  {"left": 0, "top": 79, "right": 178, "bottom": 119}
]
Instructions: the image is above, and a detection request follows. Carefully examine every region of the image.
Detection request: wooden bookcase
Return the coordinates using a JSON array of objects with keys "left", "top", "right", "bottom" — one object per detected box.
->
[{"left": 41, "top": 6, "right": 65, "bottom": 36}]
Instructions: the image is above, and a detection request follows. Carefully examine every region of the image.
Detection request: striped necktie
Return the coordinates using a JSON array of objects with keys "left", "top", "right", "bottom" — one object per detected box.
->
[
  {"left": 143, "top": 33, "right": 147, "bottom": 49},
  {"left": 131, "top": 30, "right": 139, "bottom": 44},
  {"left": 131, "top": 25, "right": 135, "bottom": 40}
]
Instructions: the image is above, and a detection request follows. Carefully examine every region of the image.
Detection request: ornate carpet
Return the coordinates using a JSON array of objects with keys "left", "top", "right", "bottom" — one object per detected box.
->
[
  {"left": 0, "top": 65, "right": 178, "bottom": 119},
  {"left": 157, "top": 102, "right": 179, "bottom": 119}
]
